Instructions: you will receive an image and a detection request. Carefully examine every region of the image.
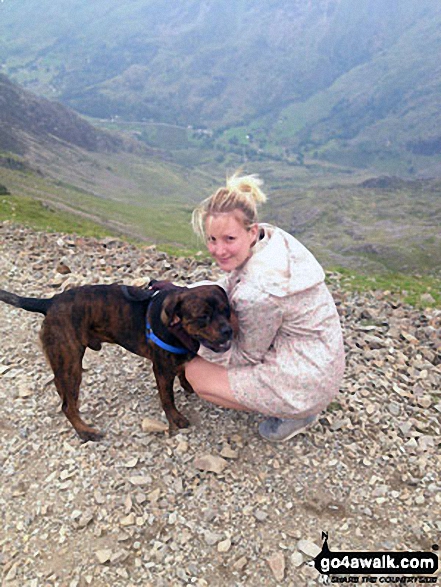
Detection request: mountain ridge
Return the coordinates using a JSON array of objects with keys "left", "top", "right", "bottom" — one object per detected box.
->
[
  {"left": 1, "top": 73, "right": 440, "bottom": 276},
  {"left": 1, "top": 0, "right": 441, "bottom": 175},
  {"left": 0, "top": 74, "right": 143, "bottom": 157}
]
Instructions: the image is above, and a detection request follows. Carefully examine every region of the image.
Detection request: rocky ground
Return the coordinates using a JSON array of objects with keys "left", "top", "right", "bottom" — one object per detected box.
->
[{"left": 0, "top": 222, "right": 440, "bottom": 587}]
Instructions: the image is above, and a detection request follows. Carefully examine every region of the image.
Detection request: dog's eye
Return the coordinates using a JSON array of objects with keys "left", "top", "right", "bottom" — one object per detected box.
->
[{"left": 196, "top": 316, "right": 210, "bottom": 327}]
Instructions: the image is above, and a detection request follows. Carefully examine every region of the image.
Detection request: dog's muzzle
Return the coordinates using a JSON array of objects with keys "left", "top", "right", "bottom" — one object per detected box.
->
[{"left": 199, "top": 324, "right": 233, "bottom": 353}]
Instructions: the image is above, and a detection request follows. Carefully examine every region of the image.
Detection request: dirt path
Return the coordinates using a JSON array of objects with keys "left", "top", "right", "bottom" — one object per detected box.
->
[{"left": 0, "top": 223, "right": 440, "bottom": 586}]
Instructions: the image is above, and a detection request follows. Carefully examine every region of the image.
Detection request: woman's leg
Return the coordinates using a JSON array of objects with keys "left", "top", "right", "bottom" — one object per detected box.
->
[{"left": 185, "top": 356, "right": 251, "bottom": 411}]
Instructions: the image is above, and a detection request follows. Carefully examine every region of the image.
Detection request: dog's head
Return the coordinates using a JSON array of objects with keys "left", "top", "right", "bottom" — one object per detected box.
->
[{"left": 160, "top": 285, "right": 235, "bottom": 353}]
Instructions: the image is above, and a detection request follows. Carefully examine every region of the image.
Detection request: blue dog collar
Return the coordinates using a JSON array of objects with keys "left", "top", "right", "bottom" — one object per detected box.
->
[{"left": 145, "top": 321, "right": 189, "bottom": 355}]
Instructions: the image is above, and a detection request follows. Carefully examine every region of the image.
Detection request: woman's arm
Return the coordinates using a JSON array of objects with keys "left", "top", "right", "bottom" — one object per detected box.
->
[{"left": 231, "top": 294, "right": 283, "bottom": 365}]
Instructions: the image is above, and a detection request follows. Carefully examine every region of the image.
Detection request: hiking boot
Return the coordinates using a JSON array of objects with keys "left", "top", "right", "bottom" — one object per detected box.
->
[{"left": 258, "top": 414, "right": 317, "bottom": 443}]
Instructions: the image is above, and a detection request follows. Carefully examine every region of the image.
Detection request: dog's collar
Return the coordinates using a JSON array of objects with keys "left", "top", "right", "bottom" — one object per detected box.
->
[
  {"left": 145, "top": 290, "right": 192, "bottom": 355},
  {"left": 145, "top": 320, "right": 189, "bottom": 354}
]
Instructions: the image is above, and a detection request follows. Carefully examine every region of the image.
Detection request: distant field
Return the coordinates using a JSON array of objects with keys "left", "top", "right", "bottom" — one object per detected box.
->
[
  {"left": 0, "top": 193, "right": 114, "bottom": 238},
  {"left": 1, "top": 121, "right": 440, "bottom": 280},
  {"left": 1, "top": 192, "right": 439, "bottom": 308},
  {"left": 0, "top": 151, "right": 211, "bottom": 253}
]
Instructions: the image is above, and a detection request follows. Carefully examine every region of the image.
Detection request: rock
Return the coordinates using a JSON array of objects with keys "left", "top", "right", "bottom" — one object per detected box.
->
[
  {"left": 77, "top": 513, "right": 94, "bottom": 529},
  {"left": 124, "top": 494, "right": 133, "bottom": 513},
  {"left": 175, "top": 440, "right": 189, "bottom": 454},
  {"left": 120, "top": 513, "right": 136, "bottom": 526},
  {"left": 418, "top": 435, "right": 435, "bottom": 451},
  {"left": 388, "top": 402, "right": 401, "bottom": 416},
  {"left": 94, "top": 490, "right": 106, "bottom": 504},
  {"left": 17, "top": 386, "right": 33, "bottom": 398},
  {"left": 297, "top": 539, "right": 321, "bottom": 558},
  {"left": 254, "top": 509, "right": 268, "bottom": 522},
  {"left": 194, "top": 454, "right": 228, "bottom": 474},
  {"left": 365, "top": 335, "right": 384, "bottom": 349},
  {"left": 95, "top": 549, "right": 112, "bottom": 564},
  {"left": 330, "top": 417, "right": 350, "bottom": 431},
  {"left": 233, "top": 556, "right": 248, "bottom": 571},
  {"left": 401, "top": 331, "right": 419, "bottom": 344},
  {"left": 56, "top": 261, "right": 72, "bottom": 275},
  {"left": 220, "top": 444, "right": 239, "bottom": 459},
  {"left": 148, "top": 488, "right": 161, "bottom": 503},
  {"left": 291, "top": 551, "right": 304, "bottom": 567},
  {"left": 131, "top": 277, "right": 150, "bottom": 287},
  {"left": 217, "top": 538, "right": 232, "bottom": 553},
  {"left": 365, "top": 403, "right": 376, "bottom": 415},
  {"left": 128, "top": 475, "right": 152, "bottom": 486},
  {"left": 4, "top": 562, "right": 19, "bottom": 581},
  {"left": 405, "top": 438, "right": 418, "bottom": 450},
  {"left": 398, "top": 422, "right": 413, "bottom": 436},
  {"left": 267, "top": 551, "right": 285, "bottom": 582},
  {"left": 204, "top": 531, "right": 223, "bottom": 546},
  {"left": 420, "top": 293, "right": 436, "bottom": 305},
  {"left": 417, "top": 396, "right": 432, "bottom": 408},
  {"left": 141, "top": 417, "right": 168, "bottom": 433}
]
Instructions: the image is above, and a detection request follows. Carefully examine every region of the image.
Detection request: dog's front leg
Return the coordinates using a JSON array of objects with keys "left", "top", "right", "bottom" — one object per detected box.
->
[
  {"left": 152, "top": 360, "right": 190, "bottom": 431},
  {"left": 177, "top": 366, "right": 195, "bottom": 395}
]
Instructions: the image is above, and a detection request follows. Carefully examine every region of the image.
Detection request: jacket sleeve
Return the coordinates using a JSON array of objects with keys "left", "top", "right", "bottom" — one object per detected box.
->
[
  {"left": 231, "top": 290, "right": 284, "bottom": 365},
  {"left": 187, "top": 275, "right": 228, "bottom": 292},
  {"left": 197, "top": 289, "right": 284, "bottom": 367}
]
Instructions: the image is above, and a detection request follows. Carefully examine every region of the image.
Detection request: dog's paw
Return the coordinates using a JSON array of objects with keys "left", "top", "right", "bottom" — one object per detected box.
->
[
  {"left": 78, "top": 428, "right": 105, "bottom": 442},
  {"left": 171, "top": 412, "right": 191, "bottom": 430}
]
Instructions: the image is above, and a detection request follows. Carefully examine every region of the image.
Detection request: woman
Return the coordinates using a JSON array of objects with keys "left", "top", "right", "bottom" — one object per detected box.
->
[{"left": 185, "top": 173, "right": 345, "bottom": 442}]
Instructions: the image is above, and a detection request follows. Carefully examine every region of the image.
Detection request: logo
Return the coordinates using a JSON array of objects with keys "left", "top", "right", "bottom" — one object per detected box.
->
[{"left": 314, "top": 533, "right": 439, "bottom": 583}]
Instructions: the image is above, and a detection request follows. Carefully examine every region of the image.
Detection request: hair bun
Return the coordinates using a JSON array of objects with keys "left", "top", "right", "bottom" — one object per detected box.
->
[
  {"left": 192, "top": 171, "right": 267, "bottom": 240},
  {"left": 226, "top": 173, "right": 267, "bottom": 204}
]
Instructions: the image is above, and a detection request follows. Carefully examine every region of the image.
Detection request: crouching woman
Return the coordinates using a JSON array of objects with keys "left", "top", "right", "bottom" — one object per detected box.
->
[{"left": 185, "top": 173, "right": 345, "bottom": 442}]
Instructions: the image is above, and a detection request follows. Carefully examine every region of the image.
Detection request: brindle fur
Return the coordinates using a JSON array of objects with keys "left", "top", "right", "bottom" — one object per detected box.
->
[{"left": 0, "top": 283, "right": 233, "bottom": 442}]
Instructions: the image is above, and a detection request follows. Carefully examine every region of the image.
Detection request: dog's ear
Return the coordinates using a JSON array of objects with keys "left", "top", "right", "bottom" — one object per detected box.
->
[{"left": 160, "top": 295, "right": 183, "bottom": 327}]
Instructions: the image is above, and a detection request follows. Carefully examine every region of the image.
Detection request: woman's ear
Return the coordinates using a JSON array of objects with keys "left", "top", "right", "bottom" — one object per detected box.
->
[{"left": 249, "top": 223, "right": 259, "bottom": 245}]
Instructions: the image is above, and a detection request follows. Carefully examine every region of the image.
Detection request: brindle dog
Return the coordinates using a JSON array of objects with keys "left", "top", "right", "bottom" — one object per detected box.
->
[{"left": 0, "top": 281, "right": 233, "bottom": 441}]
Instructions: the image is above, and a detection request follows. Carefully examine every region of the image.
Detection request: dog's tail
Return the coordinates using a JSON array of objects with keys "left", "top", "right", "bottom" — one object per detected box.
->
[{"left": 0, "top": 288, "right": 53, "bottom": 315}]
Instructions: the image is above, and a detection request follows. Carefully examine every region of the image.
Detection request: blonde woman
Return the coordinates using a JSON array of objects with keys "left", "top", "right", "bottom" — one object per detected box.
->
[{"left": 185, "top": 173, "right": 345, "bottom": 442}]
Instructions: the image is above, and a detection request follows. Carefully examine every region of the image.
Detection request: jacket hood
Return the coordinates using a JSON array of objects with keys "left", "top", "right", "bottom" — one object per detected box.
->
[{"left": 242, "top": 224, "right": 325, "bottom": 296}]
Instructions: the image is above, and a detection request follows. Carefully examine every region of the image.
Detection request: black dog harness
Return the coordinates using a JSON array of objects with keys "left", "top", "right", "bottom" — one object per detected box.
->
[
  {"left": 145, "top": 292, "right": 188, "bottom": 354},
  {"left": 121, "top": 282, "right": 199, "bottom": 356}
]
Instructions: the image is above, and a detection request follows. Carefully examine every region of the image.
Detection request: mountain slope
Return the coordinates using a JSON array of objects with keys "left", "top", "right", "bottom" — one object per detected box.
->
[
  {"left": 1, "top": 0, "right": 441, "bottom": 176},
  {"left": 265, "top": 177, "right": 441, "bottom": 274},
  {"left": 0, "top": 74, "right": 215, "bottom": 248},
  {"left": 1, "top": 74, "right": 440, "bottom": 274},
  {"left": 268, "top": 8, "right": 441, "bottom": 174},
  {"left": 0, "top": 74, "right": 133, "bottom": 156}
]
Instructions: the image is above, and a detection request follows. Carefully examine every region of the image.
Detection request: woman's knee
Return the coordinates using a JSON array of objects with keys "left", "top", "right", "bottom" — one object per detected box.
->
[
  {"left": 184, "top": 359, "right": 248, "bottom": 410},
  {"left": 184, "top": 357, "right": 203, "bottom": 390}
]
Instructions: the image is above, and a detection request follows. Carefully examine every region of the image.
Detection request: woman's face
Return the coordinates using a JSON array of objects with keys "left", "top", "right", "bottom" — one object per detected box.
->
[{"left": 205, "top": 212, "right": 258, "bottom": 272}]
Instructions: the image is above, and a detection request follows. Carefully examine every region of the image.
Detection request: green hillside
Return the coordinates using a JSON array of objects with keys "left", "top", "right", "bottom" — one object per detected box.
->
[
  {"left": 265, "top": 177, "right": 441, "bottom": 275},
  {"left": 0, "top": 75, "right": 213, "bottom": 252},
  {"left": 0, "top": 61, "right": 440, "bottom": 277},
  {"left": 1, "top": 1, "right": 441, "bottom": 175}
]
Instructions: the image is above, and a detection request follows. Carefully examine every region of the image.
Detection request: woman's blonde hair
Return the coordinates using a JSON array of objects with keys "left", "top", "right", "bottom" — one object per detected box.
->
[{"left": 192, "top": 172, "right": 267, "bottom": 240}]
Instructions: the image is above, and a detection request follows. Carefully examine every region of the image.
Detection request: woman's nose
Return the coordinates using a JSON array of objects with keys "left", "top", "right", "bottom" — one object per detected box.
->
[{"left": 209, "top": 242, "right": 224, "bottom": 256}]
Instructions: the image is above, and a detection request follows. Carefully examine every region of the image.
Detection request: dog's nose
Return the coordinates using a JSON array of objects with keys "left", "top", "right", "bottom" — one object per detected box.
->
[{"left": 220, "top": 324, "right": 233, "bottom": 340}]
